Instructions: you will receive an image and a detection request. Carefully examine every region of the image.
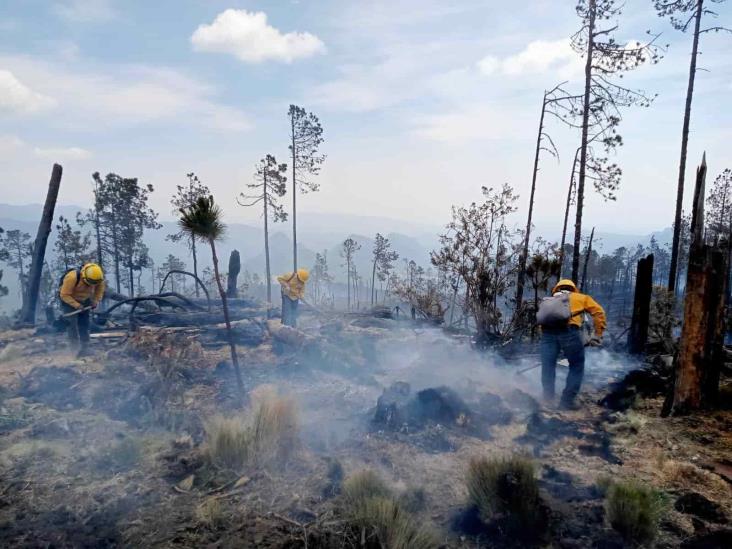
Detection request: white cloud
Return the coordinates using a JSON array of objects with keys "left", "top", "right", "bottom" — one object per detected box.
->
[
  {"left": 0, "top": 70, "right": 56, "bottom": 114},
  {"left": 0, "top": 135, "right": 26, "bottom": 154},
  {"left": 0, "top": 56, "right": 252, "bottom": 132},
  {"left": 34, "top": 146, "right": 92, "bottom": 160},
  {"left": 477, "top": 39, "right": 583, "bottom": 79},
  {"left": 54, "top": 0, "right": 116, "bottom": 23},
  {"left": 191, "top": 9, "right": 325, "bottom": 63}
]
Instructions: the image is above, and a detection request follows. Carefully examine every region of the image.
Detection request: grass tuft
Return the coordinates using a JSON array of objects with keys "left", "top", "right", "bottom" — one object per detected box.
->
[
  {"left": 466, "top": 454, "right": 545, "bottom": 535},
  {"left": 342, "top": 470, "right": 437, "bottom": 549},
  {"left": 205, "top": 389, "right": 297, "bottom": 471},
  {"left": 196, "top": 498, "right": 224, "bottom": 529},
  {"left": 605, "top": 480, "right": 666, "bottom": 545}
]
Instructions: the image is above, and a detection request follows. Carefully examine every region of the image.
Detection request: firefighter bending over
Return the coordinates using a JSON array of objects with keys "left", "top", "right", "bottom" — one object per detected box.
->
[
  {"left": 277, "top": 269, "right": 309, "bottom": 327},
  {"left": 59, "top": 263, "right": 105, "bottom": 357}
]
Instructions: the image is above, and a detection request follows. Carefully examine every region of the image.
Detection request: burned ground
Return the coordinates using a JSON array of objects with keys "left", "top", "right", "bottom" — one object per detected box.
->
[{"left": 0, "top": 317, "right": 730, "bottom": 548}]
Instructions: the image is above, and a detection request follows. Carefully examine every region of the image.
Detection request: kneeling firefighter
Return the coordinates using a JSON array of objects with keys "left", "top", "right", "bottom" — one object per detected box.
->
[
  {"left": 59, "top": 263, "right": 105, "bottom": 357},
  {"left": 536, "top": 279, "right": 606, "bottom": 409},
  {"left": 277, "top": 269, "right": 309, "bottom": 327}
]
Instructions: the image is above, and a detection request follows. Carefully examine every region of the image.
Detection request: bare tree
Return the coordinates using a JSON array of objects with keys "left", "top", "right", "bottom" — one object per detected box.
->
[
  {"left": 658, "top": 0, "right": 731, "bottom": 292},
  {"left": 287, "top": 105, "right": 325, "bottom": 271},
  {"left": 515, "top": 83, "right": 579, "bottom": 313},
  {"left": 565, "top": 0, "right": 663, "bottom": 280},
  {"left": 370, "top": 233, "right": 399, "bottom": 306},
  {"left": 340, "top": 237, "right": 361, "bottom": 310},
  {"left": 238, "top": 155, "right": 287, "bottom": 303}
]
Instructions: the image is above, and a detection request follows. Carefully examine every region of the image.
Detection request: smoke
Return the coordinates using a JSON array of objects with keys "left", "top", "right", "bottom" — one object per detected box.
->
[{"left": 282, "top": 325, "right": 640, "bottom": 452}]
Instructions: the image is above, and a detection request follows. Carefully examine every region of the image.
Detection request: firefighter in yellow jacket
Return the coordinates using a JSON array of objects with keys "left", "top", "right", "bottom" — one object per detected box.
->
[
  {"left": 59, "top": 263, "right": 105, "bottom": 357},
  {"left": 540, "top": 279, "right": 606, "bottom": 409},
  {"left": 277, "top": 269, "right": 309, "bottom": 327}
]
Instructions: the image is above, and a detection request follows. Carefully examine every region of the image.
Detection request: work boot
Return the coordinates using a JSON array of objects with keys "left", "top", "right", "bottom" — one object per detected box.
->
[
  {"left": 76, "top": 347, "right": 92, "bottom": 359},
  {"left": 558, "top": 398, "right": 580, "bottom": 411}
]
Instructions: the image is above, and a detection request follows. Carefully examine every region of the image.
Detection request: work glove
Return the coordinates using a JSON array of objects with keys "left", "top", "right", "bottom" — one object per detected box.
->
[
  {"left": 91, "top": 302, "right": 98, "bottom": 309},
  {"left": 588, "top": 335, "right": 603, "bottom": 347}
]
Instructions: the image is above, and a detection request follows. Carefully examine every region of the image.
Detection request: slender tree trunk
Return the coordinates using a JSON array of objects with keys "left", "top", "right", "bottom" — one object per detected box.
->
[
  {"left": 129, "top": 264, "right": 134, "bottom": 296},
  {"left": 191, "top": 236, "right": 199, "bottom": 298},
  {"left": 346, "top": 257, "right": 351, "bottom": 310},
  {"left": 560, "top": 148, "right": 580, "bottom": 279},
  {"left": 572, "top": 0, "right": 596, "bottom": 281},
  {"left": 290, "top": 115, "right": 298, "bottom": 271},
  {"left": 93, "top": 179, "right": 103, "bottom": 267},
  {"left": 371, "top": 259, "right": 377, "bottom": 306},
  {"left": 516, "top": 91, "right": 548, "bottom": 314},
  {"left": 111, "top": 212, "right": 121, "bottom": 293},
  {"left": 581, "top": 227, "right": 595, "bottom": 292},
  {"left": 209, "top": 238, "right": 244, "bottom": 398},
  {"left": 19, "top": 163, "right": 62, "bottom": 325},
  {"left": 263, "top": 172, "right": 272, "bottom": 303},
  {"left": 669, "top": 0, "right": 704, "bottom": 293}
]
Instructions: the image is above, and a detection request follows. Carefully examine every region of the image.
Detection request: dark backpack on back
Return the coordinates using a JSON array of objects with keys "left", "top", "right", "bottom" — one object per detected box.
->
[{"left": 58, "top": 267, "right": 81, "bottom": 290}]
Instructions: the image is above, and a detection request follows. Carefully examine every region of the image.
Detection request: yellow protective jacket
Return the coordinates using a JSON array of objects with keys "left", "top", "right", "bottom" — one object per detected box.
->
[
  {"left": 277, "top": 271, "right": 306, "bottom": 300},
  {"left": 552, "top": 279, "right": 607, "bottom": 337},
  {"left": 59, "top": 267, "right": 106, "bottom": 309}
]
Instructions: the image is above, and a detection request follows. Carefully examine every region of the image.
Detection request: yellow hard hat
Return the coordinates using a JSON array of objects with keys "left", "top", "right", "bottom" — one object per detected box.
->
[
  {"left": 552, "top": 279, "right": 577, "bottom": 293},
  {"left": 82, "top": 263, "right": 104, "bottom": 285},
  {"left": 297, "top": 268, "right": 309, "bottom": 282}
]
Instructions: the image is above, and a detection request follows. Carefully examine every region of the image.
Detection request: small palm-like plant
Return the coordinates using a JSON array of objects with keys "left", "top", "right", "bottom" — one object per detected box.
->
[{"left": 179, "top": 195, "right": 244, "bottom": 397}]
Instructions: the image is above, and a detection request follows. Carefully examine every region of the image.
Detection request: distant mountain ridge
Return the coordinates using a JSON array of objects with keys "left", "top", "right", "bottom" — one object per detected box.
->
[{"left": 0, "top": 202, "right": 671, "bottom": 312}]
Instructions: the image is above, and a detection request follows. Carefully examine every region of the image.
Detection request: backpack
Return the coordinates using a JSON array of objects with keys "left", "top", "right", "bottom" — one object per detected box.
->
[
  {"left": 58, "top": 267, "right": 81, "bottom": 289},
  {"left": 536, "top": 291, "right": 576, "bottom": 327}
]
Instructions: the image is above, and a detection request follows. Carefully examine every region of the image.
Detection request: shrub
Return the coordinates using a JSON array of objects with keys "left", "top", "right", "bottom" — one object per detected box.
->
[
  {"left": 466, "top": 454, "right": 544, "bottom": 534},
  {"left": 605, "top": 480, "right": 665, "bottom": 544},
  {"left": 342, "top": 470, "right": 437, "bottom": 549},
  {"left": 205, "top": 390, "right": 297, "bottom": 471}
]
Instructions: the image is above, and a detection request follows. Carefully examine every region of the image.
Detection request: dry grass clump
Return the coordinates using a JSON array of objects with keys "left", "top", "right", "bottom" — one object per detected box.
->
[
  {"left": 657, "top": 458, "right": 729, "bottom": 493},
  {"left": 195, "top": 498, "right": 224, "bottom": 529},
  {"left": 466, "top": 454, "right": 544, "bottom": 534},
  {"left": 342, "top": 470, "right": 438, "bottom": 549},
  {"left": 605, "top": 480, "right": 666, "bottom": 545},
  {"left": 205, "top": 388, "right": 297, "bottom": 471}
]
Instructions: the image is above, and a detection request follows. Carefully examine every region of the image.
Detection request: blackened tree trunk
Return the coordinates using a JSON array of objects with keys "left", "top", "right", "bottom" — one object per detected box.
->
[
  {"left": 191, "top": 236, "right": 199, "bottom": 298},
  {"left": 572, "top": 0, "right": 596, "bottom": 281},
  {"left": 210, "top": 239, "right": 244, "bottom": 397},
  {"left": 263, "top": 171, "right": 272, "bottom": 303},
  {"left": 19, "top": 164, "right": 62, "bottom": 325},
  {"left": 560, "top": 148, "right": 580, "bottom": 280},
  {"left": 516, "top": 91, "right": 549, "bottom": 315},
  {"left": 667, "top": 154, "right": 728, "bottom": 415},
  {"left": 668, "top": 0, "right": 704, "bottom": 293},
  {"left": 580, "top": 227, "right": 595, "bottom": 292},
  {"left": 226, "top": 250, "right": 240, "bottom": 298},
  {"left": 290, "top": 116, "right": 298, "bottom": 271},
  {"left": 628, "top": 254, "right": 654, "bottom": 354}
]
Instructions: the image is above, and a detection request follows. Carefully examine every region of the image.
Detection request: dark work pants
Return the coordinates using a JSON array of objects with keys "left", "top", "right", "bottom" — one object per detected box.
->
[
  {"left": 541, "top": 326, "right": 585, "bottom": 403},
  {"left": 281, "top": 293, "right": 299, "bottom": 327},
  {"left": 61, "top": 302, "right": 90, "bottom": 351}
]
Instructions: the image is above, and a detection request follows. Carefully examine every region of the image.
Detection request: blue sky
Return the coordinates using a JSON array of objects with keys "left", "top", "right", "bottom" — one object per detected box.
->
[{"left": 1, "top": 0, "right": 730, "bottom": 236}]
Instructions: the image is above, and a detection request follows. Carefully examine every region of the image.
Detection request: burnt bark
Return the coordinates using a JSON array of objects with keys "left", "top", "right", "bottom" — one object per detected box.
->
[
  {"left": 628, "top": 254, "right": 654, "bottom": 354},
  {"left": 667, "top": 154, "right": 728, "bottom": 415},
  {"left": 19, "top": 164, "right": 63, "bottom": 325},
  {"left": 226, "top": 250, "right": 241, "bottom": 298},
  {"left": 580, "top": 227, "right": 595, "bottom": 292}
]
